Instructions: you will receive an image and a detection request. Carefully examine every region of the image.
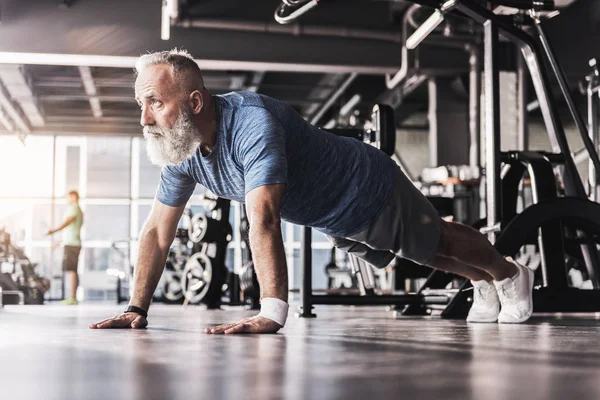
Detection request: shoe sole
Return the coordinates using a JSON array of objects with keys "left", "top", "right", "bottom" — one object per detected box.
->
[
  {"left": 498, "top": 264, "right": 534, "bottom": 324},
  {"left": 467, "top": 316, "right": 498, "bottom": 323}
]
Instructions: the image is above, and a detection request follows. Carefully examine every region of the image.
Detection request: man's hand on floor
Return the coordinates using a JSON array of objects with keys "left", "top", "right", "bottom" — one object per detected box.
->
[
  {"left": 89, "top": 313, "right": 148, "bottom": 329},
  {"left": 205, "top": 316, "right": 281, "bottom": 334}
]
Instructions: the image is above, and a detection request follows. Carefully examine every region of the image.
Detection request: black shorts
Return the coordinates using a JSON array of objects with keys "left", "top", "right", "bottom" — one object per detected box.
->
[{"left": 62, "top": 245, "right": 81, "bottom": 272}]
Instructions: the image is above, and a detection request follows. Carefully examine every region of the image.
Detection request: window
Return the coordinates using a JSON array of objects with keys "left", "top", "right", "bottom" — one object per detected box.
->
[
  {"left": 32, "top": 203, "right": 68, "bottom": 240},
  {"left": 65, "top": 146, "right": 81, "bottom": 193},
  {"left": 84, "top": 247, "right": 110, "bottom": 271},
  {"left": 292, "top": 248, "right": 331, "bottom": 289},
  {"left": 29, "top": 247, "right": 65, "bottom": 299},
  {"left": 292, "top": 224, "right": 329, "bottom": 243},
  {"left": 86, "top": 137, "right": 131, "bottom": 198},
  {"left": 85, "top": 205, "right": 129, "bottom": 241},
  {"left": 0, "top": 135, "right": 54, "bottom": 198},
  {"left": 0, "top": 199, "right": 28, "bottom": 242},
  {"left": 138, "top": 141, "right": 162, "bottom": 198}
]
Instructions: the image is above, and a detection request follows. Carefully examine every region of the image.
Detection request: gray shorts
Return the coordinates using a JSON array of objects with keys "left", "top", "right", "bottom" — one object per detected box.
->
[{"left": 327, "top": 166, "right": 441, "bottom": 268}]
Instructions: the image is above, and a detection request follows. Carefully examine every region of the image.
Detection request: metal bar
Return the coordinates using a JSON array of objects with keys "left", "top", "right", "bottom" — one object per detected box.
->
[
  {"left": 1, "top": 291, "right": 25, "bottom": 305},
  {"left": 50, "top": 135, "right": 57, "bottom": 299},
  {"left": 78, "top": 66, "right": 103, "bottom": 118},
  {"left": 517, "top": 52, "right": 529, "bottom": 151},
  {"left": 309, "top": 73, "right": 358, "bottom": 125},
  {"left": 310, "top": 294, "right": 450, "bottom": 306},
  {"left": 534, "top": 21, "right": 600, "bottom": 184},
  {"left": 454, "top": 1, "right": 587, "bottom": 198},
  {"left": 521, "top": 48, "right": 584, "bottom": 195},
  {"left": 533, "top": 288, "right": 600, "bottom": 312},
  {"left": 484, "top": 19, "right": 501, "bottom": 243},
  {"left": 161, "top": 0, "right": 170, "bottom": 40},
  {"left": 588, "top": 82, "right": 599, "bottom": 201},
  {"left": 469, "top": 44, "right": 482, "bottom": 167},
  {"left": 298, "top": 225, "right": 315, "bottom": 317},
  {"left": 274, "top": 0, "right": 319, "bottom": 25},
  {"left": 573, "top": 147, "right": 588, "bottom": 165},
  {"left": 526, "top": 158, "right": 564, "bottom": 287},
  {"left": 385, "top": 4, "right": 417, "bottom": 90},
  {"left": 406, "top": 9, "right": 445, "bottom": 50},
  {"left": 246, "top": 71, "right": 266, "bottom": 93}
]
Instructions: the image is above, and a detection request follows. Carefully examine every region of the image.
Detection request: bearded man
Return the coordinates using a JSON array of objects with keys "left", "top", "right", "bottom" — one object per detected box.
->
[{"left": 90, "top": 49, "right": 534, "bottom": 333}]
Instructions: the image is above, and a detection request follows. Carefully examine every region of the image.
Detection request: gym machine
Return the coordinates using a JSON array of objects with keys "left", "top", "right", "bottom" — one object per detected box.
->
[
  {"left": 580, "top": 58, "right": 600, "bottom": 202},
  {"left": 0, "top": 228, "right": 50, "bottom": 305},
  {"left": 402, "top": 0, "right": 600, "bottom": 317},
  {"left": 178, "top": 194, "right": 232, "bottom": 308},
  {"left": 297, "top": 0, "right": 600, "bottom": 318}
]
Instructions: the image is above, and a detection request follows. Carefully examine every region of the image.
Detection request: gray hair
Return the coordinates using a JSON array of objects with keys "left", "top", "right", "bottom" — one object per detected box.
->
[{"left": 135, "top": 48, "right": 204, "bottom": 90}]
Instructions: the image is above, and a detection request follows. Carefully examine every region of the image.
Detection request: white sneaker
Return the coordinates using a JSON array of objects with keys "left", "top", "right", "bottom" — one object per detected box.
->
[
  {"left": 466, "top": 280, "right": 500, "bottom": 323},
  {"left": 494, "top": 257, "right": 534, "bottom": 324}
]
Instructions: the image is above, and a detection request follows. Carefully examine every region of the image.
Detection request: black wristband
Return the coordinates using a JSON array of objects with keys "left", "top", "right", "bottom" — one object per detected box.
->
[{"left": 125, "top": 305, "right": 148, "bottom": 319}]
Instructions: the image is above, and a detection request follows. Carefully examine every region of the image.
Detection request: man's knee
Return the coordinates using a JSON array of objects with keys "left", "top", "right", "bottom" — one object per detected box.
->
[{"left": 326, "top": 235, "right": 395, "bottom": 269}]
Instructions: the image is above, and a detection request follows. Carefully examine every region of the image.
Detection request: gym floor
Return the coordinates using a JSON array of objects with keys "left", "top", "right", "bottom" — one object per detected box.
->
[{"left": 2, "top": 305, "right": 600, "bottom": 400}]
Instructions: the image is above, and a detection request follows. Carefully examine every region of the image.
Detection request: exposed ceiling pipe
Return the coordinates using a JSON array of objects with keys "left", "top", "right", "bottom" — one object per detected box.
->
[
  {"left": 161, "top": 0, "right": 179, "bottom": 40},
  {"left": 0, "top": 52, "right": 396, "bottom": 75},
  {"left": 274, "top": 0, "right": 320, "bottom": 25},
  {"left": 385, "top": 4, "right": 420, "bottom": 89},
  {"left": 176, "top": 18, "right": 403, "bottom": 43},
  {"left": 385, "top": 2, "right": 476, "bottom": 90},
  {"left": 406, "top": 9, "right": 446, "bottom": 50},
  {"left": 167, "top": 0, "right": 179, "bottom": 20},
  {"left": 161, "top": 1, "right": 171, "bottom": 40}
]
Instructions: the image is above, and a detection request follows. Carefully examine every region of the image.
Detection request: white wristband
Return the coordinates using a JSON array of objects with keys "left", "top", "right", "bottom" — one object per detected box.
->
[{"left": 258, "top": 297, "right": 289, "bottom": 327}]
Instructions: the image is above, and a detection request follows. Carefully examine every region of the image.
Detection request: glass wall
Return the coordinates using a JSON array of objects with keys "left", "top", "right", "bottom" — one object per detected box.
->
[{"left": 0, "top": 134, "right": 332, "bottom": 301}]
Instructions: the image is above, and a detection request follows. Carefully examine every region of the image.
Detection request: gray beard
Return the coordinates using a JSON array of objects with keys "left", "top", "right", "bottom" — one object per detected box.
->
[{"left": 143, "top": 109, "right": 201, "bottom": 166}]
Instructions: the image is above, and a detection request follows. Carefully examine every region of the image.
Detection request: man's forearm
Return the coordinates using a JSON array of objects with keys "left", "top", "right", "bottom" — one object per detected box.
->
[
  {"left": 249, "top": 223, "right": 288, "bottom": 301},
  {"left": 130, "top": 228, "right": 170, "bottom": 311},
  {"left": 50, "top": 218, "right": 74, "bottom": 234}
]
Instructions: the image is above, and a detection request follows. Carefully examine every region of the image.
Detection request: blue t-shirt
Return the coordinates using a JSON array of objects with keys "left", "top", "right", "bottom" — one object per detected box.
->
[{"left": 156, "top": 91, "right": 397, "bottom": 237}]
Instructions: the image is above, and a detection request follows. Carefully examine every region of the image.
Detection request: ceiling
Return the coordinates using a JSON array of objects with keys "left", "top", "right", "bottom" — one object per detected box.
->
[{"left": 0, "top": 0, "right": 592, "bottom": 139}]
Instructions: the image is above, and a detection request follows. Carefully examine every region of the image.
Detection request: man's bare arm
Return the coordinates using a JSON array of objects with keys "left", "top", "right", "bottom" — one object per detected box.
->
[
  {"left": 206, "top": 184, "right": 287, "bottom": 334},
  {"left": 246, "top": 184, "right": 288, "bottom": 302},
  {"left": 47, "top": 216, "right": 76, "bottom": 235},
  {"left": 129, "top": 199, "right": 185, "bottom": 310},
  {"left": 90, "top": 199, "right": 185, "bottom": 329}
]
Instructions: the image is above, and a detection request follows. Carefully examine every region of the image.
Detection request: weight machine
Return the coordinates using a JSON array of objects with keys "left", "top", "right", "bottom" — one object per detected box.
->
[{"left": 293, "top": 0, "right": 600, "bottom": 318}]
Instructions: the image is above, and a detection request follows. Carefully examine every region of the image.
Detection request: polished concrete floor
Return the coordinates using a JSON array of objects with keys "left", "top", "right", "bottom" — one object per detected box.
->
[{"left": 2, "top": 304, "right": 600, "bottom": 400}]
